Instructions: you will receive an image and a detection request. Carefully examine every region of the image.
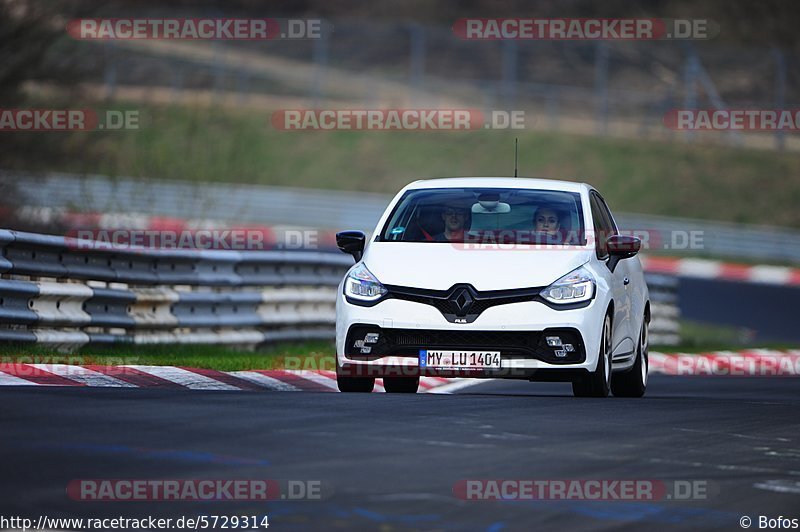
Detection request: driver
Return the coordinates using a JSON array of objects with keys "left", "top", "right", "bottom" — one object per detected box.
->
[{"left": 434, "top": 202, "right": 471, "bottom": 242}]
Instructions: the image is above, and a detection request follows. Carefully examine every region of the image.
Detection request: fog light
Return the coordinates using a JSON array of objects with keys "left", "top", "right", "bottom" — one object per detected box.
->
[
  {"left": 546, "top": 336, "right": 562, "bottom": 347},
  {"left": 554, "top": 349, "right": 567, "bottom": 358}
]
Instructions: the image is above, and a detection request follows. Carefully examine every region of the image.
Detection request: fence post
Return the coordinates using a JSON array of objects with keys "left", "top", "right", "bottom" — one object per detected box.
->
[
  {"left": 501, "top": 40, "right": 517, "bottom": 108},
  {"left": 682, "top": 51, "right": 699, "bottom": 143},
  {"left": 773, "top": 47, "right": 787, "bottom": 152},
  {"left": 408, "top": 23, "right": 426, "bottom": 105},
  {"left": 311, "top": 32, "right": 329, "bottom": 107},
  {"left": 594, "top": 42, "right": 609, "bottom": 135},
  {"left": 212, "top": 40, "right": 225, "bottom": 103},
  {"left": 103, "top": 42, "right": 117, "bottom": 101},
  {"left": 546, "top": 87, "right": 559, "bottom": 130},
  {"left": 171, "top": 63, "right": 184, "bottom": 103},
  {"left": 237, "top": 66, "right": 250, "bottom": 105}
]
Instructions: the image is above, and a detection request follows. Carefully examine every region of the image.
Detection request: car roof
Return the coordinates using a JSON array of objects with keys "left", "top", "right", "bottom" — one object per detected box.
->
[{"left": 404, "top": 177, "right": 591, "bottom": 194}]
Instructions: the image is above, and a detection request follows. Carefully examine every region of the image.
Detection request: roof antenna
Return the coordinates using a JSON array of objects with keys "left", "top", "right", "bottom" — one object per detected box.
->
[{"left": 514, "top": 137, "right": 519, "bottom": 177}]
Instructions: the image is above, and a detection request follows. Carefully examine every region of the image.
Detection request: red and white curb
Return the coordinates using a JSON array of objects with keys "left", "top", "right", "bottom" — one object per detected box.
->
[
  {"left": 0, "top": 350, "right": 798, "bottom": 391},
  {"left": 649, "top": 349, "right": 800, "bottom": 376},
  {"left": 0, "top": 364, "right": 481, "bottom": 392},
  {"left": 640, "top": 256, "right": 800, "bottom": 286}
]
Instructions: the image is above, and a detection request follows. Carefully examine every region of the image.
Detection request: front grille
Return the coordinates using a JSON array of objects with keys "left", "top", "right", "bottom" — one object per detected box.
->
[
  {"left": 468, "top": 296, "right": 535, "bottom": 315},
  {"left": 385, "top": 284, "right": 541, "bottom": 323},
  {"left": 346, "top": 325, "right": 585, "bottom": 364}
]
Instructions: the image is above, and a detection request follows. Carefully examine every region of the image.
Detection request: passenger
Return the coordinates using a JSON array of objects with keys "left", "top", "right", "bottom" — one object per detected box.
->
[{"left": 533, "top": 206, "right": 562, "bottom": 237}]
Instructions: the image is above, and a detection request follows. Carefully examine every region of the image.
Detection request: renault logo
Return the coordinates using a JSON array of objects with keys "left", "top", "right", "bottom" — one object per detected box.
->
[{"left": 448, "top": 287, "right": 474, "bottom": 316}]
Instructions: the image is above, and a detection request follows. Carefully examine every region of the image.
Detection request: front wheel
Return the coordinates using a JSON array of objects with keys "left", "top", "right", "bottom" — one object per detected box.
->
[
  {"left": 572, "top": 314, "right": 612, "bottom": 398},
  {"left": 611, "top": 316, "right": 648, "bottom": 398},
  {"left": 383, "top": 376, "right": 420, "bottom": 393},
  {"left": 336, "top": 365, "right": 375, "bottom": 393}
]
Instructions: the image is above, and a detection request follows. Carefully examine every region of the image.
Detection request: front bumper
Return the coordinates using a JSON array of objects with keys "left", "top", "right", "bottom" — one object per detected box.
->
[{"left": 336, "top": 291, "right": 606, "bottom": 379}]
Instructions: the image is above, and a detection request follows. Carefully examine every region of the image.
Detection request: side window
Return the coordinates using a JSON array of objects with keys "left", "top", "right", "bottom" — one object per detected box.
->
[
  {"left": 589, "top": 193, "right": 614, "bottom": 259},
  {"left": 596, "top": 194, "right": 619, "bottom": 234}
]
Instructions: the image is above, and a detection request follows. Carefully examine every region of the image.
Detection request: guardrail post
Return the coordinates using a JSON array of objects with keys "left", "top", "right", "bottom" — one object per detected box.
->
[{"left": 645, "top": 273, "right": 681, "bottom": 346}]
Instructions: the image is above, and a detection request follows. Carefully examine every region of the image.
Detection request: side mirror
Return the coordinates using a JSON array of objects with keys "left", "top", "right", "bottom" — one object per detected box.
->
[
  {"left": 336, "top": 230, "right": 366, "bottom": 262},
  {"left": 606, "top": 234, "right": 641, "bottom": 272}
]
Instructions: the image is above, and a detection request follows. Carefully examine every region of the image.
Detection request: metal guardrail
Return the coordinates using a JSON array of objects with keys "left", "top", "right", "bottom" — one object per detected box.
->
[
  {"left": 0, "top": 229, "right": 351, "bottom": 347},
  {"left": 0, "top": 229, "right": 679, "bottom": 348},
  {"left": 3, "top": 172, "right": 799, "bottom": 264},
  {"left": 1, "top": 171, "right": 389, "bottom": 233}
]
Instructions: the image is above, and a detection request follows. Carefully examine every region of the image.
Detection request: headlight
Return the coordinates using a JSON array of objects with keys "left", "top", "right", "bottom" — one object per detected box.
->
[
  {"left": 345, "top": 263, "right": 387, "bottom": 302},
  {"left": 540, "top": 265, "right": 595, "bottom": 304}
]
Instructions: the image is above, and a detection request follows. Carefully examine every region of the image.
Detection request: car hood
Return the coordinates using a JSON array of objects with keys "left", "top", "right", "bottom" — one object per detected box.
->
[{"left": 362, "top": 242, "right": 593, "bottom": 291}]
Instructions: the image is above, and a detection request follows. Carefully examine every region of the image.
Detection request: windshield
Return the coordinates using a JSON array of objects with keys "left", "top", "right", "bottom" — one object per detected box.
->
[{"left": 379, "top": 187, "right": 586, "bottom": 245}]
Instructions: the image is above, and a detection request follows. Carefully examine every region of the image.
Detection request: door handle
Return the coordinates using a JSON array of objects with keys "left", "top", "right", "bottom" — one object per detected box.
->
[{"left": 623, "top": 277, "right": 630, "bottom": 285}]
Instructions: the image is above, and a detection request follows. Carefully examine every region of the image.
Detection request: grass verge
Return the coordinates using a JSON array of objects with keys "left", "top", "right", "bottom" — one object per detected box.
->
[
  {"left": 0, "top": 341, "right": 335, "bottom": 372},
  {"left": 5, "top": 99, "right": 800, "bottom": 228}
]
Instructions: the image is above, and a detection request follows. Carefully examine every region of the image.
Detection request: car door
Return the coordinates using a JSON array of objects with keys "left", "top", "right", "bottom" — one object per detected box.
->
[{"left": 589, "top": 192, "right": 634, "bottom": 356}]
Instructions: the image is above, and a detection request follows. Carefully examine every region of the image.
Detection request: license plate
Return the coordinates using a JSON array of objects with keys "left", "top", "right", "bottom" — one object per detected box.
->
[{"left": 419, "top": 350, "right": 501, "bottom": 370}]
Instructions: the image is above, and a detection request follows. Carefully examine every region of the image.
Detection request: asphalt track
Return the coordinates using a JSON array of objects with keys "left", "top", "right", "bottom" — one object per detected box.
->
[{"left": 1, "top": 375, "right": 799, "bottom": 531}]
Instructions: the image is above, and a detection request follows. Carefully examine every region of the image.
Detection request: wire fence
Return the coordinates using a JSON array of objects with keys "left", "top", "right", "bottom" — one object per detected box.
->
[{"left": 45, "top": 17, "right": 800, "bottom": 151}]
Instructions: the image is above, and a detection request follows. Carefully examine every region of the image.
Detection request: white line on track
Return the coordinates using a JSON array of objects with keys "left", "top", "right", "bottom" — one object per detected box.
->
[
  {"left": 426, "top": 378, "right": 488, "bottom": 394},
  {"left": 753, "top": 480, "right": 800, "bottom": 495}
]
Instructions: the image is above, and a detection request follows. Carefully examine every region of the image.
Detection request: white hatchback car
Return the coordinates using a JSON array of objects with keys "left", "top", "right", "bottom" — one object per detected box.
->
[{"left": 335, "top": 178, "right": 650, "bottom": 397}]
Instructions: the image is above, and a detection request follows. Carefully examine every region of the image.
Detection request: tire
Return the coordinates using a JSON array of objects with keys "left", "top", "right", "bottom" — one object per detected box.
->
[
  {"left": 611, "top": 316, "right": 649, "bottom": 398},
  {"left": 572, "top": 313, "right": 612, "bottom": 398},
  {"left": 383, "top": 376, "right": 420, "bottom": 393},
  {"left": 336, "top": 366, "right": 375, "bottom": 393}
]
